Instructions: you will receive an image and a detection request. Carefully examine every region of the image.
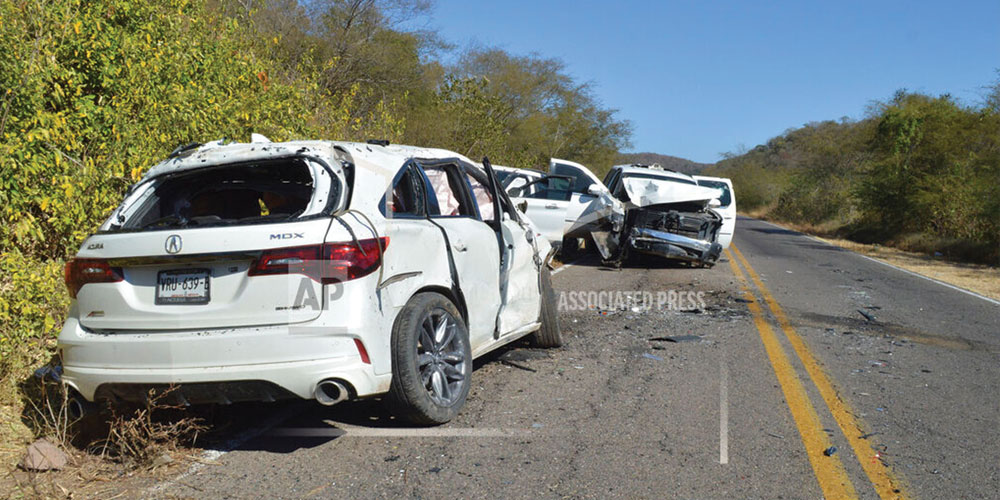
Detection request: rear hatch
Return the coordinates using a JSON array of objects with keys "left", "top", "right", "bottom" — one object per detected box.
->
[{"left": 70, "top": 157, "right": 341, "bottom": 331}]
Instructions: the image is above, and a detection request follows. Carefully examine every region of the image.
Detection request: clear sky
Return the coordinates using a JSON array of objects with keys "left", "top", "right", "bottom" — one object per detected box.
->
[{"left": 429, "top": 0, "right": 1000, "bottom": 163}]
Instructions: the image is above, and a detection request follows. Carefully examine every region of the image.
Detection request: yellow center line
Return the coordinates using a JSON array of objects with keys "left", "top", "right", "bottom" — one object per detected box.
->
[
  {"left": 725, "top": 249, "right": 859, "bottom": 499},
  {"left": 730, "top": 244, "right": 910, "bottom": 499}
]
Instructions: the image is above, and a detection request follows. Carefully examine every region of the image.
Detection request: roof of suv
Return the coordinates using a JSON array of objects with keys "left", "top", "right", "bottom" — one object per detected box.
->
[{"left": 144, "top": 139, "right": 478, "bottom": 180}]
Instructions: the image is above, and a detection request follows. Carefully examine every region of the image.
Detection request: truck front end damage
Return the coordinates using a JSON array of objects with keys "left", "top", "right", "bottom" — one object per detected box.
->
[
  {"left": 626, "top": 204, "right": 723, "bottom": 264},
  {"left": 590, "top": 173, "right": 725, "bottom": 266}
]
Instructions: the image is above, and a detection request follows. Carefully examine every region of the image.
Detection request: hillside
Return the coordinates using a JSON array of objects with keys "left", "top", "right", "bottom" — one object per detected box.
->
[{"left": 617, "top": 152, "right": 713, "bottom": 175}]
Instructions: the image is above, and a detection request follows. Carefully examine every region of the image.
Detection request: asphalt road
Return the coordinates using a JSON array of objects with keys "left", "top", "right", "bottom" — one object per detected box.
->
[{"left": 146, "top": 216, "right": 999, "bottom": 499}]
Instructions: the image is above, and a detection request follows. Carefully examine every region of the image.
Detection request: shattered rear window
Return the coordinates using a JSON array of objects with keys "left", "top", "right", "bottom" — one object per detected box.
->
[{"left": 112, "top": 159, "right": 325, "bottom": 232}]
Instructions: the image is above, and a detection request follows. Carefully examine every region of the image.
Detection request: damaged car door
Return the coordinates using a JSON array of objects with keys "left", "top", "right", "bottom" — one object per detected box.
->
[
  {"left": 506, "top": 174, "right": 574, "bottom": 247},
  {"left": 415, "top": 160, "right": 504, "bottom": 351}
]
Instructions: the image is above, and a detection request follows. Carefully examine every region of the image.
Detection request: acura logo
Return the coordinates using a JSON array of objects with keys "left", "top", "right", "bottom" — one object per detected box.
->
[{"left": 165, "top": 234, "right": 182, "bottom": 254}]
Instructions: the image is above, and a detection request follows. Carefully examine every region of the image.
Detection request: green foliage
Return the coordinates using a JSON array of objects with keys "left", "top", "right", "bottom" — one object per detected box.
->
[
  {"left": 0, "top": 0, "right": 632, "bottom": 398},
  {"left": 0, "top": 0, "right": 402, "bottom": 381},
  {"left": 713, "top": 80, "right": 1000, "bottom": 264}
]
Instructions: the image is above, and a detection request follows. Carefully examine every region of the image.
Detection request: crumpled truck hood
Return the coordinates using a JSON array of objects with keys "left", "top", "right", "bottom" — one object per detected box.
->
[{"left": 622, "top": 177, "right": 723, "bottom": 208}]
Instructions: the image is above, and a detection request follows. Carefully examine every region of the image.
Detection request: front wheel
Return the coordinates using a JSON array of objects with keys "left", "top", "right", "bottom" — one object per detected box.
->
[{"left": 386, "top": 292, "right": 472, "bottom": 425}]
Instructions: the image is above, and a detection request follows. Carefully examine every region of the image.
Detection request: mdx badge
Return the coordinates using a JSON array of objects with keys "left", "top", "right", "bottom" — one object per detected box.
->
[{"left": 165, "top": 234, "right": 183, "bottom": 254}]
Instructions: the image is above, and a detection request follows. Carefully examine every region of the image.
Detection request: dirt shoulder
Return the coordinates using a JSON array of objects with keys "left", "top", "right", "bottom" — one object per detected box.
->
[{"left": 749, "top": 216, "right": 1000, "bottom": 302}]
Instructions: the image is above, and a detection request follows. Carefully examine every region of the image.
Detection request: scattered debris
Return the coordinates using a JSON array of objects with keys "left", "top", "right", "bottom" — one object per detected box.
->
[
  {"left": 859, "top": 432, "right": 880, "bottom": 440},
  {"left": 823, "top": 446, "right": 838, "bottom": 457},
  {"left": 642, "top": 353, "right": 664, "bottom": 361},
  {"left": 732, "top": 297, "right": 754, "bottom": 304},
  {"left": 869, "top": 360, "right": 888, "bottom": 367},
  {"left": 19, "top": 439, "right": 68, "bottom": 472},
  {"left": 500, "top": 360, "right": 537, "bottom": 372},
  {"left": 385, "top": 455, "right": 401, "bottom": 462},
  {"left": 649, "top": 335, "right": 702, "bottom": 343},
  {"left": 766, "top": 432, "right": 784, "bottom": 439},
  {"left": 920, "top": 369, "right": 932, "bottom": 373},
  {"left": 876, "top": 407, "right": 886, "bottom": 412},
  {"left": 428, "top": 467, "right": 442, "bottom": 473},
  {"left": 531, "top": 423, "right": 544, "bottom": 429},
  {"left": 499, "top": 349, "right": 551, "bottom": 362},
  {"left": 857, "top": 309, "right": 876, "bottom": 322},
  {"left": 680, "top": 308, "right": 702, "bottom": 314}
]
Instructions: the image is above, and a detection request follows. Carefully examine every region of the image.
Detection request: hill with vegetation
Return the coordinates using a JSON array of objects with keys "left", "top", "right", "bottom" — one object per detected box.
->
[{"left": 707, "top": 83, "right": 1000, "bottom": 265}]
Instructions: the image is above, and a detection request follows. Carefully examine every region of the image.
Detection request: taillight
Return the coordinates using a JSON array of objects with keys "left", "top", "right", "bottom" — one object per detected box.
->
[
  {"left": 249, "top": 237, "right": 389, "bottom": 283},
  {"left": 64, "top": 259, "right": 123, "bottom": 298}
]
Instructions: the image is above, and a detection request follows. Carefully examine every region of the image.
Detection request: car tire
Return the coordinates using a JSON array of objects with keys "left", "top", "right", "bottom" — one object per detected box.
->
[
  {"left": 386, "top": 292, "right": 472, "bottom": 425},
  {"left": 530, "top": 266, "right": 562, "bottom": 348}
]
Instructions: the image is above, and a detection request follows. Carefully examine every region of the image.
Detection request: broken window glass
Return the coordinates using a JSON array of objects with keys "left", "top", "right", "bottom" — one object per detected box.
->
[{"left": 116, "top": 159, "right": 318, "bottom": 232}]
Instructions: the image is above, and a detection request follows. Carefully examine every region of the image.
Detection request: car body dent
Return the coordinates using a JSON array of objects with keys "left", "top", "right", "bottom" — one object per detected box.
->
[{"left": 59, "top": 139, "right": 551, "bottom": 405}]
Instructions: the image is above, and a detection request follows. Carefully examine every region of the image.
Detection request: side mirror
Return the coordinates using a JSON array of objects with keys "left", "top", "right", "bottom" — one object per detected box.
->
[
  {"left": 708, "top": 198, "right": 722, "bottom": 208},
  {"left": 516, "top": 200, "right": 528, "bottom": 213},
  {"left": 586, "top": 184, "right": 604, "bottom": 196},
  {"left": 508, "top": 187, "right": 522, "bottom": 197}
]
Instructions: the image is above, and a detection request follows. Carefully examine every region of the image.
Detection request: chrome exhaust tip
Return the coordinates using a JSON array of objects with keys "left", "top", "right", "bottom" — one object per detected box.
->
[
  {"left": 67, "top": 395, "right": 97, "bottom": 420},
  {"left": 314, "top": 379, "right": 350, "bottom": 406}
]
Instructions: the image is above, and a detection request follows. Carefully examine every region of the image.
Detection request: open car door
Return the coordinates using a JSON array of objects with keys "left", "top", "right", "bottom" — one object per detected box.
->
[{"left": 481, "top": 158, "right": 544, "bottom": 339}]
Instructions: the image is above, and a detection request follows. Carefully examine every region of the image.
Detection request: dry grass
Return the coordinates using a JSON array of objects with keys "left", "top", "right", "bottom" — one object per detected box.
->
[
  {"left": 757, "top": 218, "right": 1000, "bottom": 301},
  {"left": 2, "top": 384, "right": 206, "bottom": 499}
]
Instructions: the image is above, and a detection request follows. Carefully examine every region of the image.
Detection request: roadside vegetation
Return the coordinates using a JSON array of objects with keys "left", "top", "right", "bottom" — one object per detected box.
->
[
  {"left": 0, "top": 0, "right": 630, "bottom": 468},
  {"left": 708, "top": 79, "right": 1000, "bottom": 266}
]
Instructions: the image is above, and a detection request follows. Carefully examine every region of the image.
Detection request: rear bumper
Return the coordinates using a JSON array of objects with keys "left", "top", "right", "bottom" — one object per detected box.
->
[
  {"left": 628, "top": 227, "right": 722, "bottom": 264},
  {"left": 58, "top": 317, "right": 392, "bottom": 402}
]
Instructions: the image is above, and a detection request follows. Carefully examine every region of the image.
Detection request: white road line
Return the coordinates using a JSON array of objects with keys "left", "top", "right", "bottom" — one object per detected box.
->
[
  {"left": 719, "top": 353, "right": 729, "bottom": 465},
  {"left": 749, "top": 217, "right": 1000, "bottom": 307},
  {"left": 269, "top": 423, "right": 529, "bottom": 438},
  {"left": 145, "top": 402, "right": 305, "bottom": 495}
]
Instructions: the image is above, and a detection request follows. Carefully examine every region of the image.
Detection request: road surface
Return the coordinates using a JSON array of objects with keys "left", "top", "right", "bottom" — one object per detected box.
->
[{"left": 144, "top": 216, "right": 999, "bottom": 499}]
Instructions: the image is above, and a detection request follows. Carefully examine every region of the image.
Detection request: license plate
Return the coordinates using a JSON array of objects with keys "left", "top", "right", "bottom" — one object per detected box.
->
[{"left": 156, "top": 269, "right": 211, "bottom": 305}]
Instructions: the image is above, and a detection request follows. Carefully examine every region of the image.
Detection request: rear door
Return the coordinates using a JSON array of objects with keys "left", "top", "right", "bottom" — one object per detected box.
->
[
  {"left": 549, "top": 159, "right": 609, "bottom": 238},
  {"left": 509, "top": 175, "right": 574, "bottom": 245},
  {"left": 481, "top": 159, "right": 542, "bottom": 338},
  {"left": 73, "top": 157, "right": 338, "bottom": 331},
  {"left": 694, "top": 175, "right": 736, "bottom": 248}
]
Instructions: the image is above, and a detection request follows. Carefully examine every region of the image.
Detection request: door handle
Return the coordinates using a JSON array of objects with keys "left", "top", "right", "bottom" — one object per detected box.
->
[
  {"left": 453, "top": 241, "right": 468, "bottom": 252},
  {"left": 544, "top": 204, "right": 559, "bottom": 209}
]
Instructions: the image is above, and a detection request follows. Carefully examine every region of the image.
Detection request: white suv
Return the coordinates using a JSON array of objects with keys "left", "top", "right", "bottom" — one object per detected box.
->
[{"left": 58, "top": 138, "right": 560, "bottom": 424}]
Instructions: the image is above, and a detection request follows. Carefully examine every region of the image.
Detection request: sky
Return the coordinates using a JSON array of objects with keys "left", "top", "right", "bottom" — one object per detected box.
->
[{"left": 429, "top": 0, "right": 1000, "bottom": 163}]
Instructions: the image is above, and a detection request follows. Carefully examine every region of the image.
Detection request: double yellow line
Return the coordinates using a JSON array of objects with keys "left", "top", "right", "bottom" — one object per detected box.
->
[{"left": 726, "top": 245, "right": 908, "bottom": 499}]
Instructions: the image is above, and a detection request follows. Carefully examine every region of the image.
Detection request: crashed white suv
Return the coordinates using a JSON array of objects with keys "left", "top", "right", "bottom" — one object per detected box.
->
[{"left": 58, "top": 139, "right": 560, "bottom": 424}]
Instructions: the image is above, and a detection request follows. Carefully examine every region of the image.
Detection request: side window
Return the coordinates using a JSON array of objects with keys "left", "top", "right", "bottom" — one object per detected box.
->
[
  {"left": 552, "top": 163, "right": 595, "bottom": 194},
  {"left": 382, "top": 165, "right": 426, "bottom": 218},
  {"left": 524, "top": 176, "right": 572, "bottom": 201},
  {"left": 604, "top": 169, "right": 622, "bottom": 195},
  {"left": 422, "top": 164, "right": 476, "bottom": 217},
  {"left": 466, "top": 173, "right": 495, "bottom": 221},
  {"left": 697, "top": 180, "right": 732, "bottom": 207}
]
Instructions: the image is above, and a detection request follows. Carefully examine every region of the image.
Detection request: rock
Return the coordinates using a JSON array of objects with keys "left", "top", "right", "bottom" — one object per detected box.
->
[
  {"left": 19, "top": 439, "right": 68, "bottom": 471},
  {"left": 151, "top": 453, "right": 174, "bottom": 468}
]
